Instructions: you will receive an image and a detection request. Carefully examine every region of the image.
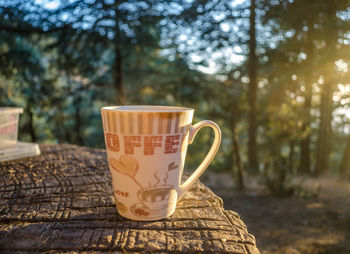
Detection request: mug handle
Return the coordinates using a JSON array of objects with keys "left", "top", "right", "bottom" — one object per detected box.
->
[{"left": 177, "top": 120, "right": 221, "bottom": 200}]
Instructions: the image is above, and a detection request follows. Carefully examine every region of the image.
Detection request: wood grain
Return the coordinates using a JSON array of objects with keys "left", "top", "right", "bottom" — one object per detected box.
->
[{"left": 0, "top": 144, "right": 260, "bottom": 253}]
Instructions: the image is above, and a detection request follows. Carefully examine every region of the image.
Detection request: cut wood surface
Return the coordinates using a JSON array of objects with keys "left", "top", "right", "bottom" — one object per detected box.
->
[{"left": 0, "top": 144, "right": 260, "bottom": 253}]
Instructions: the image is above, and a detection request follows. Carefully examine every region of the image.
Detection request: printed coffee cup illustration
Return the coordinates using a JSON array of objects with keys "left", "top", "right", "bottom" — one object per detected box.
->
[{"left": 101, "top": 105, "right": 221, "bottom": 221}]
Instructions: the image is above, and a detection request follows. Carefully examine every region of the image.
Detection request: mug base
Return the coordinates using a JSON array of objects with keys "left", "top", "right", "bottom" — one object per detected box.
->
[
  {"left": 117, "top": 204, "right": 176, "bottom": 221},
  {"left": 118, "top": 210, "right": 174, "bottom": 221}
]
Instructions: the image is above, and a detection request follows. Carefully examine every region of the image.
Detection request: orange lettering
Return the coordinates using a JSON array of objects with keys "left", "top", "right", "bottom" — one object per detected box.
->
[
  {"left": 164, "top": 135, "right": 180, "bottom": 154},
  {"left": 106, "top": 133, "right": 120, "bottom": 152},
  {"left": 124, "top": 136, "right": 141, "bottom": 154},
  {"left": 144, "top": 136, "right": 162, "bottom": 155}
]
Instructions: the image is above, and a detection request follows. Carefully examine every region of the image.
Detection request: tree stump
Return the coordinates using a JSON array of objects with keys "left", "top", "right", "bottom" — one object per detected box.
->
[{"left": 0, "top": 144, "right": 260, "bottom": 253}]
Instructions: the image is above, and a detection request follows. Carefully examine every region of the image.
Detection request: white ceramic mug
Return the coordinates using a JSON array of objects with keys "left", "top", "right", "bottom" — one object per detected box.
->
[{"left": 101, "top": 105, "right": 221, "bottom": 221}]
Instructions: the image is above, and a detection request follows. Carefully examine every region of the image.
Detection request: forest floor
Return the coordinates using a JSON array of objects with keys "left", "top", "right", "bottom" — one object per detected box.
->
[{"left": 201, "top": 172, "right": 350, "bottom": 254}]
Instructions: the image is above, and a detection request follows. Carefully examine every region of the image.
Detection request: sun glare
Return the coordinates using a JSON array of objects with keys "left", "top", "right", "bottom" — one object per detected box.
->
[{"left": 335, "top": 60, "right": 349, "bottom": 72}]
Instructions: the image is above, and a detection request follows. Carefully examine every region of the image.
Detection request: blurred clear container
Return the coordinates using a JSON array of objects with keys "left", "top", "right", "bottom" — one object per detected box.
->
[
  {"left": 0, "top": 107, "right": 23, "bottom": 148},
  {"left": 0, "top": 142, "right": 41, "bottom": 162}
]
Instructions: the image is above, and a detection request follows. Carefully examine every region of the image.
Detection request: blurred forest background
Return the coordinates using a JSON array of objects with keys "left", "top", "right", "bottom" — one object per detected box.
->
[
  {"left": 1, "top": 0, "right": 350, "bottom": 192},
  {"left": 1, "top": 1, "right": 350, "bottom": 252}
]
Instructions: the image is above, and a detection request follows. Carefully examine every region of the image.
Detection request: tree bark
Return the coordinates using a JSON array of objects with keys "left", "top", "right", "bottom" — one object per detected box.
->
[
  {"left": 0, "top": 144, "right": 260, "bottom": 253},
  {"left": 231, "top": 104, "right": 244, "bottom": 190},
  {"left": 73, "top": 95, "right": 84, "bottom": 146},
  {"left": 339, "top": 132, "right": 350, "bottom": 177},
  {"left": 299, "top": 27, "right": 313, "bottom": 174},
  {"left": 113, "top": 1, "right": 126, "bottom": 105},
  {"left": 27, "top": 107, "right": 36, "bottom": 142},
  {"left": 315, "top": 69, "right": 334, "bottom": 175},
  {"left": 315, "top": 4, "right": 337, "bottom": 175},
  {"left": 248, "top": 0, "right": 258, "bottom": 172},
  {"left": 299, "top": 92, "right": 311, "bottom": 173},
  {"left": 289, "top": 140, "right": 295, "bottom": 173}
]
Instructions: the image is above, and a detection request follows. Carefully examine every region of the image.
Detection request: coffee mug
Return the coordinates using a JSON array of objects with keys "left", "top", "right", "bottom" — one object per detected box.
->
[{"left": 101, "top": 105, "right": 221, "bottom": 221}]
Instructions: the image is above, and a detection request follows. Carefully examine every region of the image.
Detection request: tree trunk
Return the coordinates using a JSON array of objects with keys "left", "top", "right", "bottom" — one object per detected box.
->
[
  {"left": 73, "top": 95, "right": 84, "bottom": 146},
  {"left": 315, "top": 69, "right": 334, "bottom": 175},
  {"left": 315, "top": 4, "right": 337, "bottom": 175},
  {"left": 299, "top": 94, "right": 311, "bottom": 173},
  {"left": 113, "top": 1, "right": 126, "bottom": 105},
  {"left": 231, "top": 104, "right": 244, "bottom": 190},
  {"left": 27, "top": 106, "right": 36, "bottom": 142},
  {"left": 299, "top": 22, "right": 314, "bottom": 174},
  {"left": 339, "top": 132, "right": 350, "bottom": 177},
  {"left": 299, "top": 76, "right": 312, "bottom": 175},
  {"left": 248, "top": 0, "right": 258, "bottom": 172},
  {"left": 289, "top": 140, "right": 295, "bottom": 173}
]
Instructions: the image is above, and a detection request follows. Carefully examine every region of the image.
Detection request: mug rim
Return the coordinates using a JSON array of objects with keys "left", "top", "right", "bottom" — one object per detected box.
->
[{"left": 101, "top": 105, "right": 194, "bottom": 113}]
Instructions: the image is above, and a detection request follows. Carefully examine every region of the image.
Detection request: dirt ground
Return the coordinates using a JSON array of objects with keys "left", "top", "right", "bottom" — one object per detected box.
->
[{"left": 202, "top": 172, "right": 350, "bottom": 254}]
